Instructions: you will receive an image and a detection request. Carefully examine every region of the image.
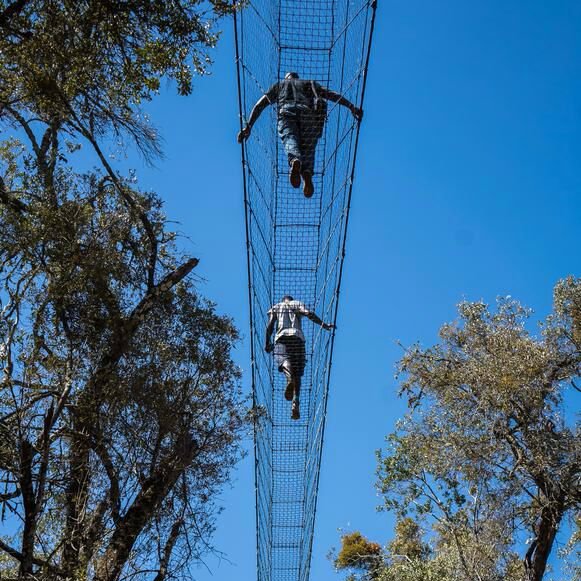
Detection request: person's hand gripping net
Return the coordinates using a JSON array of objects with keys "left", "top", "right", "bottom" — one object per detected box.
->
[
  {"left": 351, "top": 105, "right": 364, "bottom": 122},
  {"left": 237, "top": 125, "right": 251, "bottom": 143}
]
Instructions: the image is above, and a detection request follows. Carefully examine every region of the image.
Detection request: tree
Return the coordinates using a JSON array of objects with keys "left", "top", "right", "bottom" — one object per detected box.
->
[
  {"left": 377, "top": 279, "right": 581, "bottom": 581},
  {"left": 387, "top": 518, "right": 430, "bottom": 562},
  {"left": 334, "top": 531, "right": 383, "bottom": 580},
  {"left": 333, "top": 521, "right": 454, "bottom": 581},
  {"left": 0, "top": 1, "right": 247, "bottom": 580},
  {"left": 378, "top": 519, "right": 451, "bottom": 581}
]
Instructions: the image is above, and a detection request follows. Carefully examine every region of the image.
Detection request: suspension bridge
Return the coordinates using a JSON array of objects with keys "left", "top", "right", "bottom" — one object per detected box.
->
[{"left": 234, "top": 2, "right": 377, "bottom": 580}]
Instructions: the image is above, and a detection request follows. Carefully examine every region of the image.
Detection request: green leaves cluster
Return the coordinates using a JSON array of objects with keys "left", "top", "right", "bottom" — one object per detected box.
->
[
  {"left": 0, "top": 1, "right": 247, "bottom": 580},
  {"left": 335, "top": 531, "right": 383, "bottom": 574},
  {"left": 377, "top": 282, "right": 580, "bottom": 581},
  {"left": 335, "top": 283, "right": 579, "bottom": 581},
  {"left": 1, "top": 0, "right": 237, "bottom": 161}
]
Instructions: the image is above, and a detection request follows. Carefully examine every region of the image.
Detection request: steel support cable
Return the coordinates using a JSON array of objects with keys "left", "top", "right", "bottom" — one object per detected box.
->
[{"left": 234, "top": 2, "right": 377, "bottom": 581}]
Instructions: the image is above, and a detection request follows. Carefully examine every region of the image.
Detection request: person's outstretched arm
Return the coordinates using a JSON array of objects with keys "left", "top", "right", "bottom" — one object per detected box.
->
[
  {"left": 306, "top": 310, "right": 334, "bottom": 331},
  {"left": 238, "top": 82, "right": 279, "bottom": 142},
  {"left": 319, "top": 86, "right": 363, "bottom": 122},
  {"left": 238, "top": 95, "right": 270, "bottom": 142},
  {"left": 264, "top": 312, "right": 276, "bottom": 352}
]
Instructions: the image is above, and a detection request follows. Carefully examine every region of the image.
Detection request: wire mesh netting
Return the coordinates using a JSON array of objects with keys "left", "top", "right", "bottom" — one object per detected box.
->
[{"left": 234, "top": 2, "right": 377, "bottom": 581}]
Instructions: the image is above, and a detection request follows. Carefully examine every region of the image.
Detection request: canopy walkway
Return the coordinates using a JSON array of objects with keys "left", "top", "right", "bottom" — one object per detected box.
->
[{"left": 234, "top": 2, "right": 377, "bottom": 580}]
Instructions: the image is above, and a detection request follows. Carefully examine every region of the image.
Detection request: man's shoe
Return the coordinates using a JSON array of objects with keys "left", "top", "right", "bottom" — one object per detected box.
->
[
  {"left": 290, "top": 159, "right": 301, "bottom": 188},
  {"left": 291, "top": 400, "right": 300, "bottom": 420},
  {"left": 302, "top": 171, "right": 314, "bottom": 198}
]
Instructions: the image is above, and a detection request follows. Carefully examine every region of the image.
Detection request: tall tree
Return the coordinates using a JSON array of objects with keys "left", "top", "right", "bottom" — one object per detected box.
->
[
  {"left": 0, "top": 1, "right": 246, "bottom": 580},
  {"left": 377, "top": 279, "right": 581, "bottom": 581}
]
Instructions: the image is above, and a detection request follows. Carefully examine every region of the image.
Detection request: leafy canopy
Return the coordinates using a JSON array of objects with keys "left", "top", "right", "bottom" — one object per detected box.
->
[
  {"left": 377, "top": 280, "right": 580, "bottom": 581},
  {"left": 0, "top": 1, "right": 248, "bottom": 580}
]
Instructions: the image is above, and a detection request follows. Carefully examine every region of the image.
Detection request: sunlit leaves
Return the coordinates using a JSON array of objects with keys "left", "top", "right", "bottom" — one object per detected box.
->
[{"left": 377, "top": 283, "right": 580, "bottom": 581}]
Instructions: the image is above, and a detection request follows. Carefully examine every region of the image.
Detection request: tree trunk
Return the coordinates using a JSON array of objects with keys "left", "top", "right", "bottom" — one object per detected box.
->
[
  {"left": 18, "top": 440, "right": 36, "bottom": 580},
  {"left": 152, "top": 518, "right": 183, "bottom": 581},
  {"left": 524, "top": 500, "right": 564, "bottom": 581},
  {"left": 93, "top": 437, "right": 197, "bottom": 581},
  {"left": 61, "top": 418, "right": 91, "bottom": 579}
]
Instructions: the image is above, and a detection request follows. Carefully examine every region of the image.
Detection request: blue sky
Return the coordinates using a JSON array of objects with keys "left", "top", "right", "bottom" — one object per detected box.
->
[{"left": 118, "top": 1, "right": 581, "bottom": 579}]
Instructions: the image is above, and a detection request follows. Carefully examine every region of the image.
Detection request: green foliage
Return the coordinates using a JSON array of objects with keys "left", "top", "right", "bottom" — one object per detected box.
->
[
  {"left": 0, "top": 139, "right": 247, "bottom": 581},
  {"left": 334, "top": 531, "right": 383, "bottom": 581},
  {"left": 336, "top": 532, "right": 383, "bottom": 572},
  {"left": 0, "top": 0, "right": 237, "bottom": 161},
  {"left": 377, "top": 555, "right": 453, "bottom": 581},
  {"left": 377, "top": 282, "right": 580, "bottom": 581},
  {"left": 0, "top": 1, "right": 247, "bottom": 580},
  {"left": 387, "top": 518, "right": 430, "bottom": 561},
  {"left": 558, "top": 514, "right": 581, "bottom": 581}
]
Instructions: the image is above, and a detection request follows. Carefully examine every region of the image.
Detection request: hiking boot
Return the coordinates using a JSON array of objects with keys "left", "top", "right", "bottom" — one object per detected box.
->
[
  {"left": 290, "top": 159, "right": 302, "bottom": 188},
  {"left": 284, "top": 376, "right": 295, "bottom": 401},
  {"left": 291, "top": 399, "right": 300, "bottom": 420},
  {"left": 302, "top": 171, "right": 314, "bottom": 198}
]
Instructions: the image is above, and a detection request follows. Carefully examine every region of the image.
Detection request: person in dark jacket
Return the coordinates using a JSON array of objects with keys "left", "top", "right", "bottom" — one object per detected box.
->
[
  {"left": 238, "top": 72, "right": 362, "bottom": 198},
  {"left": 265, "top": 295, "right": 334, "bottom": 420}
]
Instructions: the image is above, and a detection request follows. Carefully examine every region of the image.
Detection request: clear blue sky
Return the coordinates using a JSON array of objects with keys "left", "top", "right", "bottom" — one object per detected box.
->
[{"left": 120, "top": 1, "right": 580, "bottom": 579}]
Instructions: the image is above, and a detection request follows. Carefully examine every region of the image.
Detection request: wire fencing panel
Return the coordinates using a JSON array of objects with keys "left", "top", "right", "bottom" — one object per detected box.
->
[{"left": 235, "top": 2, "right": 376, "bottom": 580}]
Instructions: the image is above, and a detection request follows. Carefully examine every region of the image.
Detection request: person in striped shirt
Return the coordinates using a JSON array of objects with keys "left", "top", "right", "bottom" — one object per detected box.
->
[{"left": 265, "top": 295, "right": 334, "bottom": 420}]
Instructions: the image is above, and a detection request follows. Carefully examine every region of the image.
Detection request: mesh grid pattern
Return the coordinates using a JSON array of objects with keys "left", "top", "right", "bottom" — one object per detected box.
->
[{"left": 234, "top": 2, "right": 377, "bottom": 580}]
